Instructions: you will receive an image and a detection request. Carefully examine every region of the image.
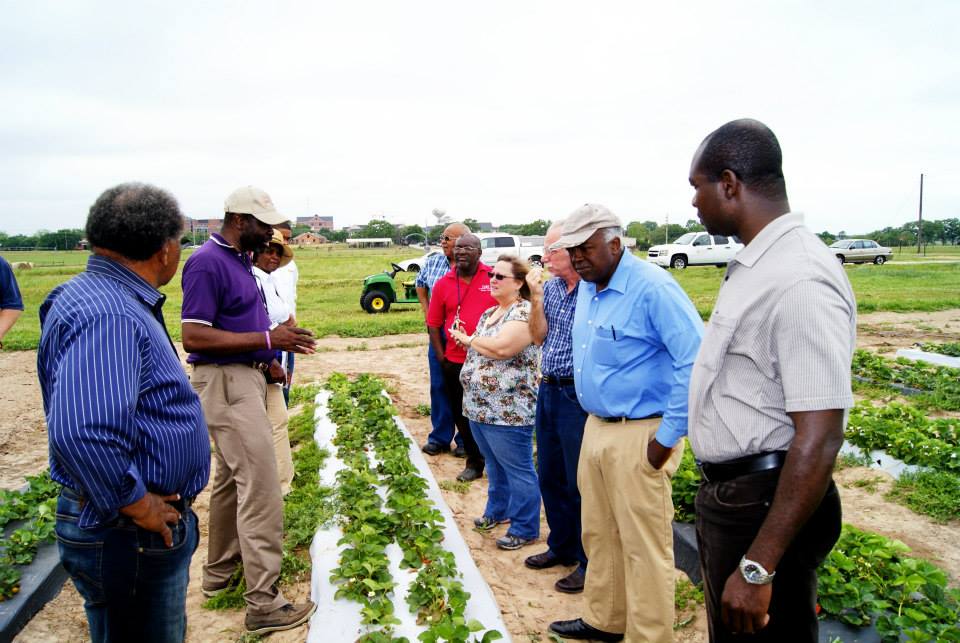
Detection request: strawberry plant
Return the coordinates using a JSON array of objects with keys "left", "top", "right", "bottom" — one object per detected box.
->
[
  {"left": 916, "top": 342, "right": 960, "bottom": 358},
  {"left": 324, "top": 373, "right": 502, "bottom": 642},
  {"left": 0, "top": 471, "right": 61, "bottom": 600},
  {"left": 852, "top": 349, "right": 960, "bottom": 411},
  {"left": 845, "top": 402, "right": 960, "bottom": 473},
  {"left": 817, "top": 525, "right": 960, "bottom": 641}
]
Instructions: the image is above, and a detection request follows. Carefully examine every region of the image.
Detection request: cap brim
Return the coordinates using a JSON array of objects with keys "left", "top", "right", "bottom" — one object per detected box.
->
[
  {"left": 550, "top": 228, "right": 595, "bottom": 250},
  {"left": 251, "top": 210, "right": 287, "bottom": 226}
]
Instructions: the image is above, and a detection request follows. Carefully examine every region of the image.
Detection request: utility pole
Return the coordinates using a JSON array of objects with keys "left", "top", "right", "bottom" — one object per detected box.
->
[
  {"left": 664, "top": 213, "right": 669, "bottom": 244},
  {"left": 917, "top": 173, "right": 924, "bottom": 255}
]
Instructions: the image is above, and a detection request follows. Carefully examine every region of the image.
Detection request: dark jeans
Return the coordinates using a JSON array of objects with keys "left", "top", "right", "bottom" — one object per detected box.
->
[
  {"left": 55, "top": 488, "right": 200, "bottom": 643},
  {"left": 426, "top": 335, "right": 462, "bottom": 448},
  {"left": 535, "top": 380, "right": 588, "bottom": 568},
  {"left": 695, "top": 469, "right": 842, "bottom": 643},
  {"left": 441, "top": 360, "right": 484, "bottom": 471}
]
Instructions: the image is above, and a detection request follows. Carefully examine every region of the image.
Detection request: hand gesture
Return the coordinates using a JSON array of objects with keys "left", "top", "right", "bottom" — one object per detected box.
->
[
  {"left": 721, "top": 570, "right": 772, "bottom": 635},
  {"left": 526, "top": 266, "right": 545, "bottom": 296},
  {"left": 267, "top": 359, "right": 287, "bottom": 385},
  {"left": 270, "top": 325, "right": 316, "bottom": 354}
]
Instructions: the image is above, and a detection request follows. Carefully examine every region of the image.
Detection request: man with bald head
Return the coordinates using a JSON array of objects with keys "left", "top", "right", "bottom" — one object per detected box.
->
[
  {"left": 687, "top": 119, "right": 855, "bottom": 641},
  {"left": 425, "top": 233, "right": 494, "bottom": 481},
  {"left": 416, "top": 222, "right": 470, "bottom": 456},
  {"left": 523, "top": 221, "right": 588, "bottom": 594}
]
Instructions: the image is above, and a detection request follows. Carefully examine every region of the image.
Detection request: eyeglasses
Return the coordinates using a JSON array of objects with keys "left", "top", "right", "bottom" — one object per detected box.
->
[
  {"left": 490, "top": 272, "right": 518, "bottom": 281},
  {"left": 441, "top": 235, "right": 460, "bottom": 242}
]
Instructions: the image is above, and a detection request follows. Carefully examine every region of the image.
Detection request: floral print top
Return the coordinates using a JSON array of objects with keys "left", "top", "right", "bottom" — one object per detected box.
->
[{"left": 460, "top": 300, "right": 540, "bottom": 426}]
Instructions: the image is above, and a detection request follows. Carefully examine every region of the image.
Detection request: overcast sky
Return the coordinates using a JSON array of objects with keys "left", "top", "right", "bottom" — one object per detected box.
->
[{"left": 1, "top": 1, "right": 957, "bottom": 235}]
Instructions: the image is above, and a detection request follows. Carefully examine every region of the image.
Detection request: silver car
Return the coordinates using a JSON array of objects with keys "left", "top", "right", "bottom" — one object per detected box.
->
[{"left": 829, "top": 239, "right": 893, "bottom": 265}]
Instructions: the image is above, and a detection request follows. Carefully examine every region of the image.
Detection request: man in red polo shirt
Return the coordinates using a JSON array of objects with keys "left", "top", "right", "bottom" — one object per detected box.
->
[{"left": 426, "top": 234, "right": 495, "bottom": 482}]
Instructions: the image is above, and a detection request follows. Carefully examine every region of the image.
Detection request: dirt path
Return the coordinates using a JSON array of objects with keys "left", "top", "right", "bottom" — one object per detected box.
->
[{"left": 8, "top": 310, "right": 960, "bottom": 641}]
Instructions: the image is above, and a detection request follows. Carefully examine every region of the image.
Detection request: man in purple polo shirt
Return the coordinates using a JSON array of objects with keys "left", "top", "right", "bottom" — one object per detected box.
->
[{"left": 181, "top": 185, "right": 317, "bottom": 635}]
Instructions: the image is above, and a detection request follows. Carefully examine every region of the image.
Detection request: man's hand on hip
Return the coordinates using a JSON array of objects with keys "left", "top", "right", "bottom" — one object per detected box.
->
[
  {"left": 720, "top": 571, "right": 771, "bottom": 635},
  {"left": 270, "top": 325, "right": 316, "bottom": 354},
  {"left": 120, "top": 492, "right": 182, "bottom": 548},
  {"left": 646, "top": 437, "right": 674, "bottom": 470}
]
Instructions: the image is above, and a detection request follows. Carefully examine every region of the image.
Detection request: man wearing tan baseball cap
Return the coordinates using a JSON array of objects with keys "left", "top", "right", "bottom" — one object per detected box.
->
[
  {"left": 224, "top": 185, "right": 289, "bottom": 226},
  {"left": 182, "top": 185, "right": 317, "bottom": 635},
  {"left": 548, "top": 203, "right": 703, "bottom": 642}
]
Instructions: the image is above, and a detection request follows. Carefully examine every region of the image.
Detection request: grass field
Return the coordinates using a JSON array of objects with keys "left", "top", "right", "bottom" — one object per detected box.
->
[{"left": 2, "top": 245, "right": 960, "bottom": 351}]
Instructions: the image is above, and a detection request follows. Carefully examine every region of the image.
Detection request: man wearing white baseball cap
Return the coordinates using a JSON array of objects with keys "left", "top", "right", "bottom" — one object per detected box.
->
[
  {"left": 548, "top": 204, "right": 703, "bottom": 642},
  {"left": 182, "top": 185, "right": 317, "bottom": 635}
]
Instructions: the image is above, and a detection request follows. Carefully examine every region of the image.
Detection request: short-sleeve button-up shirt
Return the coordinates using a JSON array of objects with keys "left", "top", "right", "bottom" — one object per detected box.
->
[{"left": 687, "top": 213, "right": 857, "bottom": 463}]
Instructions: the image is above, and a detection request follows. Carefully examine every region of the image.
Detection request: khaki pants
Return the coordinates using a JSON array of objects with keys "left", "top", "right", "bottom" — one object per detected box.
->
[
  {"left": 578, "top": 415, "right": 683, "bottom": 642},
  {"left": 191, "top": 363, "right": 287, "bottom": 616},
  {"left": 266, "top": 383, "right": 294, "bottom": 496}
]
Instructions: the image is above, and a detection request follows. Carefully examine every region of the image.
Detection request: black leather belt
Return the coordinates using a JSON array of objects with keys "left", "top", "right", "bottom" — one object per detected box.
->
[
  {"left": 698, "top": 451, "right": 788, "bottom": 484},
  {"left": 193, "top": 361, "right": 270, "bottom": 371},
  {"left": 64, "top": 488, "right": 194, "bottom": 513},
  {"left": 597, "top": 413, "right": 663, "bottom": 423},
  {"left": 541, "top": 374, "right": 575, "bottom": 385}
]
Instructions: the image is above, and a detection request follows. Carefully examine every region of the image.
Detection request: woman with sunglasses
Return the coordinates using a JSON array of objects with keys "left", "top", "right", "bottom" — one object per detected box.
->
[
  {"left": 449, "top": 255, "right": 541, "bottom": 550},
  {"left": 252, "top": 231, "right": 296, "bottom": 496}
]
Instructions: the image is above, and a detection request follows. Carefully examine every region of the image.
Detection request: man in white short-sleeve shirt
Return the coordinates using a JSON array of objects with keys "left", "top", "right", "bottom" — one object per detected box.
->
[{"left": 686, "top": 119, "right": 856, "bottom": 642}]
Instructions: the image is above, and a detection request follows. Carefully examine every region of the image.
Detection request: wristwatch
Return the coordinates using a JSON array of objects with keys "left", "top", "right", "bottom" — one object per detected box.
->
[{"left": 739, "top": 557, "right": 776, "bottom": 585}]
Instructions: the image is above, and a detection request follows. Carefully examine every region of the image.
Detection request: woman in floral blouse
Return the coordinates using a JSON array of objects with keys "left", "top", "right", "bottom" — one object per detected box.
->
[{"left": 449, "top": 255, "right": 541, "bottom": 550}]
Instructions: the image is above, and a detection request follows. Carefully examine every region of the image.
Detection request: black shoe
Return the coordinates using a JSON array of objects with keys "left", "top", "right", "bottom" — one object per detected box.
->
[
  {"left": 524, "top": 550, "right": 576, "bottom": 570},
  {"left": 452, "top": 446, "right": 466, "bottom": 458},
  {"left": 555, "top": 567, "right": 585, "bottom": 594},
  {"left": 456, "top": 467, "right": 483, "bottom": 482},
  {"left": 421, "top": 441, "right": 450, "bottom": 456},
  {"left": 549, "top": 618, "right": 623, "bottom": 642}
]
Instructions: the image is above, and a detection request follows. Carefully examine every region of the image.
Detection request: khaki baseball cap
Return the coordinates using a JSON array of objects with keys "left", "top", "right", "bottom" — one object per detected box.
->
[
  {"left": 224, "top": 186, "right": 287, "bottom": 225},
  {"left": 550, "top": 203, "right": 622, "bottom": 250}
]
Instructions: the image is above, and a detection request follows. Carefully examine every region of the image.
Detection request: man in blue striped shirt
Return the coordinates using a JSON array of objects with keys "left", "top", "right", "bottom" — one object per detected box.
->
[{"left": 38, "top": 183, "right": 210, "bottom": 643}]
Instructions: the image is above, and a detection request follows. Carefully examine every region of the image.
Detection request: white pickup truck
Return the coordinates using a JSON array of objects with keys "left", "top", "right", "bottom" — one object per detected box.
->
[
  {"left": 646, "top": 232, "right": 743, "bottom": 269},
  {"left": 478, "top": 234, "right": 545, "bottom": 266}
]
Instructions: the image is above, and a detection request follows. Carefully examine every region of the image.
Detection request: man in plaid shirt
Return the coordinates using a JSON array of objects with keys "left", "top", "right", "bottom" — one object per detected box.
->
[
  {"left": 523, "top": 221, "right": 589, "bottom": 594},
  {"left": 416, "top": 222, "right": 470, "bottom": 456}
]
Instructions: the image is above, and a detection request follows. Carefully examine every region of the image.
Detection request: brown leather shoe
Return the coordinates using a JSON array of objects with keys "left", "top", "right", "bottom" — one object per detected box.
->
[
  {"left": 245, "top": 602, "right": 317, "bottom": 634},
  {"left": 555, "top": 567, "right": 585, "bottom": 593},
  {"left": 524, "top": 550, "right": 576, "bottom": 570}
]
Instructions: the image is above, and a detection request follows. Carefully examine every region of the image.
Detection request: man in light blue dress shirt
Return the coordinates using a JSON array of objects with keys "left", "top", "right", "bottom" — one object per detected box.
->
[{"left": 548, "top": 204, "right": 703, "bottom": 643}]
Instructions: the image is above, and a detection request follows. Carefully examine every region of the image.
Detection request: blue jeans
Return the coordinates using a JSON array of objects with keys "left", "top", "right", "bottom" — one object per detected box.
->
[
  {"left": 469, "top": 420, "right": 541, "bottom": 540},
  {"left": 535, "top": 380, "right": 588, "bottom": 568},
  {"left": 282, "top": 351, "right": 295, "bottom": 406},
  {"left": 426, "top": 335, "right": 461, "bottom": 448},
  {"left": 55, "top": 488, "right": 200, "bottom": 643}
]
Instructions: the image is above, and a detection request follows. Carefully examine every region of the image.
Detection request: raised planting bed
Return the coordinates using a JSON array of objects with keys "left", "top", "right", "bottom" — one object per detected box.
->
[
  {"left": 852, "top": 349, "right": 960, "bottom": 411},
  {"left": 306, "top": 373, "right": 507, "bottom": 642},
  {"left": 0, "top": 472, "right": 65, "bottom": 642}
]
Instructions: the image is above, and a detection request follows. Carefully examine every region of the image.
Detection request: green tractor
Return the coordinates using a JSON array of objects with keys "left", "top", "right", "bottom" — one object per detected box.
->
[{"left": 360, "top": 263, "right": 420, "bottom": 314}]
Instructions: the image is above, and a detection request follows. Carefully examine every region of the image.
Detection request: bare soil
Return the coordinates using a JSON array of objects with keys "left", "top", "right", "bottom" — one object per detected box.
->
[{"left": 8, "top": 308, "right": 960, "bottom": 641}]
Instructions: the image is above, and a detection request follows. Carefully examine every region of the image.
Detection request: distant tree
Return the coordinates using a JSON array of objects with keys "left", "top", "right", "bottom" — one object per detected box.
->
[
  {"left": 357, "top": 219, "right": 398, "bottom": 241},
  {"left": 499, "top": 219, "right": 550, "bottom": 236},
  {"left": 625, "top": 221, "right": 652, "bottom": 249},
  {"left": 462, "top": 218, "right": 480, "bottom": 232},
  {"left": 817, "top": 230, "right": 837, "bottom": 245},
  {"left": 942, "top": 218, "right": 960, "bottom": 245},
  {"left": 325, "top": 230, "right": 348, "bottom": 243},
  {"left": 399, "top": 224, "right": 426, "bottom": 245},
  {"left": 685, "top": 219, "right": 705, "bottom": 232},
  {"left": 291, "top": 223, "right": 311, "bottom": 237}
]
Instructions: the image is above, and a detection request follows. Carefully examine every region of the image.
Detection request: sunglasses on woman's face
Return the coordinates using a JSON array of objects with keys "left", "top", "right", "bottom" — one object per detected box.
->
[{"left": 490, "top": 272, "right": 517, "bottom": 281}]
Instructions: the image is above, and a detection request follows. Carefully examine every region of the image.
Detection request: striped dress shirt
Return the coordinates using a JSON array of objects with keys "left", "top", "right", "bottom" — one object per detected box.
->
[
  {"left": 540, "top": 277, "right": 579, "bottom": 377},
  {"left": 687, "top": 213, "right": 857, "bottom": 463},
  {"left": 38, "top": 256, "right": 210, "bottom": 528}
]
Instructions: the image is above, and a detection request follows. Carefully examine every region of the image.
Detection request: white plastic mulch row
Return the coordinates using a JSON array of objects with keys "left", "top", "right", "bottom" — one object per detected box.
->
[
  {"left": 839, "top": 441, "right": 922, "bottom": 480},
  {"left": 306, "top": 390, "right": 512, "bottom": 642},
  {"left": 895, "top": 348, "right": 960, "bottom": 370}
]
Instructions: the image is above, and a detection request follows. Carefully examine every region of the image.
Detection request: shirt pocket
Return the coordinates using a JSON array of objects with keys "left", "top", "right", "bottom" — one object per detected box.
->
[
  {"left": 697, "top": 313, "right": 738, "bottom": 373},
  {"left": 591, "top": 326, "right": 620, "bottom": 366}
]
